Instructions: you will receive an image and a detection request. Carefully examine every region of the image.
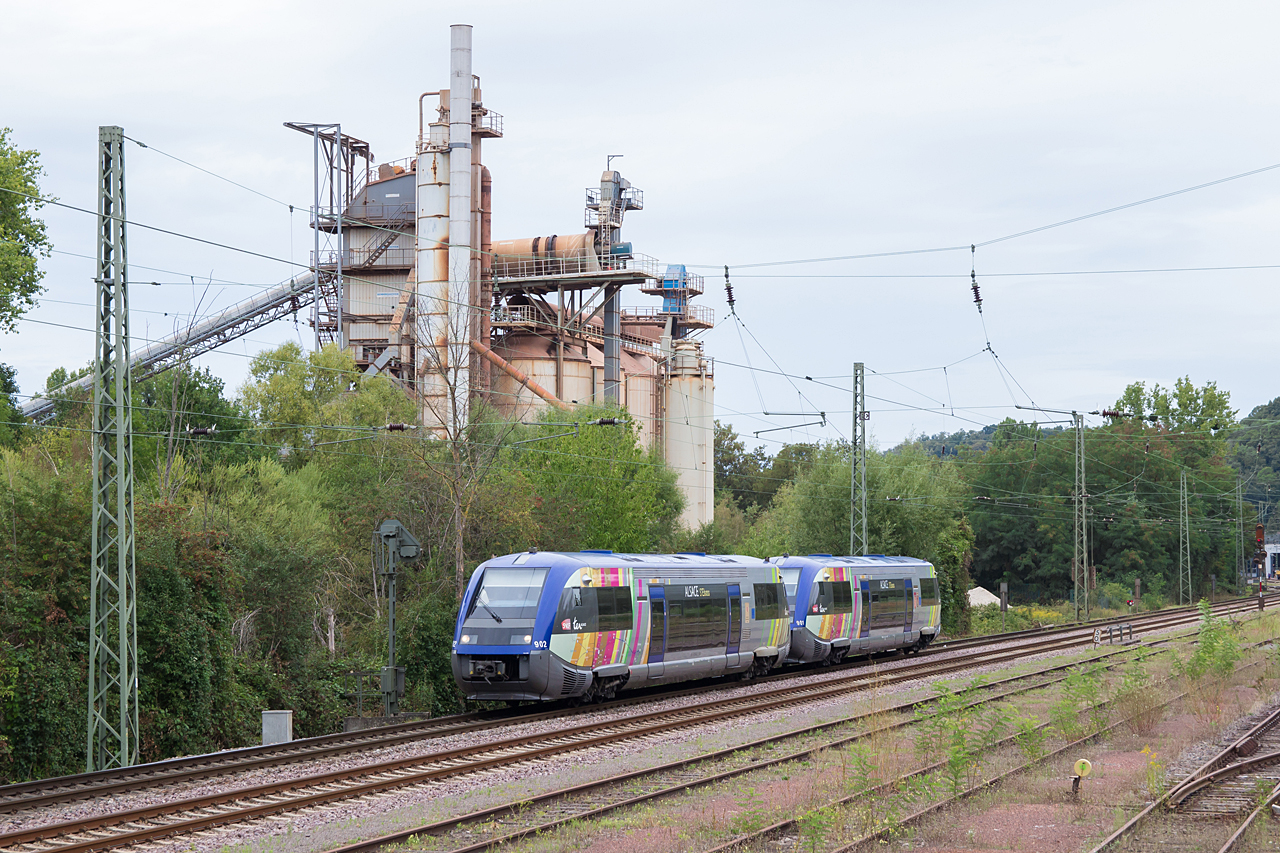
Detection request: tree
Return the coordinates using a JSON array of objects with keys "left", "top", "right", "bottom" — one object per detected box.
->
[
  {"left": 0, "top": 129, "right": 52, "bottom": 332},
  {"left": 713, "top": 421, "right": 772, "bottom": 510},
  {"left": 1115, "top": 377, "right": 1236, "bottom": 436},
  {"left": 0, "top": 364, "right": 21, "bottom": 449},
  {"left": 1230, "top": 396, "right": 1280, "bottom": 529},
  {"left": 238, "top": 342, "right": 359, "bottom": 459}
]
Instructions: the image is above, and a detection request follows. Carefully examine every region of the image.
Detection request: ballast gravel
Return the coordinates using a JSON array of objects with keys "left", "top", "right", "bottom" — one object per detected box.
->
[{"left": 1, "top": 615, "right": 1216, "bottom": 852}]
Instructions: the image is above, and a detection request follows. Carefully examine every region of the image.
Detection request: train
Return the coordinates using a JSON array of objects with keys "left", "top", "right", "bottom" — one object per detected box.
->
[{"left": 451, "top": 550, "right": 941, "bottom": 704}]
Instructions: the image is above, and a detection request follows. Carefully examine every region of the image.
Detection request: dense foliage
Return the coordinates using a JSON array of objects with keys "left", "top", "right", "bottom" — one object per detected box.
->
[
  {"left": 0, "top": 127, "right": 51, "bottom": 332},
  {"left": 2, "top": 345, "right": 1270, "bottom": 786},
  {"left": 0, "top": 350, "right": 683, "bottom": 782}
]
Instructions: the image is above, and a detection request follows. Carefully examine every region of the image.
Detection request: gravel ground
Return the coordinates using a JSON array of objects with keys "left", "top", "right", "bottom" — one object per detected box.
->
[
  {"left": 139, "top": 627, "right": 1198, "bottom": 853},
  {"left": 1, "top": 616, "right": 1210, "bottom": 851}
]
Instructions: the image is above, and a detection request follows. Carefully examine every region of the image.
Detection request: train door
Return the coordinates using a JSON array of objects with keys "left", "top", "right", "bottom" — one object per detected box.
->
[
  {"left": 727, "top": 584, "right": 742, "bottom": 656},
  {"left": 858, "top": 580, "right": 871, "bottom": 651},
  {"left": 648, "top": 587, "right": 666, "bottom": 676},
  {"left": 904, "top": 578, "right": 915, "bottom": 641}
]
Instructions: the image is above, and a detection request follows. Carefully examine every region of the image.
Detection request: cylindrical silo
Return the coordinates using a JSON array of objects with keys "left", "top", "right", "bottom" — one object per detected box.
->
[{"left": 664, "top": 340, "right": 715, "bottom": 529}]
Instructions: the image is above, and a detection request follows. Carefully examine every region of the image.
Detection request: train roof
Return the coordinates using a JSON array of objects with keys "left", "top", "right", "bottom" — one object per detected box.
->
[
  {"left": 775, "top": 554, "right": 933, "bottom": 568},
  {"left": 480, "top": 551, "right": 769, "bottom": 570}
]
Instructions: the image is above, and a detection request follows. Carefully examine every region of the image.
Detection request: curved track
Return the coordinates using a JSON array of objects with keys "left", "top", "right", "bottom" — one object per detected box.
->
[{"left": 1092, "top": 697, "right": 1280, "bottom": 853}]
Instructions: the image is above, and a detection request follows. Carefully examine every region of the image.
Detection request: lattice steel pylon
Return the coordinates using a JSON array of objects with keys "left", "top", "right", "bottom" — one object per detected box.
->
[
  {"left": 1179, "top": 469, "right": 1192, "bottom": 605},
  {"left": 850, "top": 363, "right": 867, "bottom": 555},
  {"left": 1237, "top": 476, "right": 1244, "bottom": 590},
  {"left": 1073, "top": 411, "right": 1088, "bottom": 622},
  {"left": 87, "top": 125, "right": 138, "bottom": 771}
]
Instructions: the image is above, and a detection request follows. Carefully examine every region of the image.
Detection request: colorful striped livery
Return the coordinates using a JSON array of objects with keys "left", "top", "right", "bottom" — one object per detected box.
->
[{"left": 453, "top": 551, "right": 794, "bottom": 703}]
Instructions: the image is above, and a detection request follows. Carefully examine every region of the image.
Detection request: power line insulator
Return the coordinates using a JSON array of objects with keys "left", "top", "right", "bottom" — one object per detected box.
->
[
  {"left": 386, "top": 423, "right": 417, "bottom": 431},
  {"left": 724, "top": 265, "right": 735, "bottom": 312},
  {"left": 187, "top": 425, "right": 216, "bottom": 436}
]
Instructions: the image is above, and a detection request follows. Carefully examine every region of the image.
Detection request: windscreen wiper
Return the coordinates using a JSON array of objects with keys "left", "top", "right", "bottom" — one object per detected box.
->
[
  {"left": 479, "top": 599, "right": 504, "bottom": 623},
  {"left": 474, "top": 588, "right": 503, "bottom": 623}
]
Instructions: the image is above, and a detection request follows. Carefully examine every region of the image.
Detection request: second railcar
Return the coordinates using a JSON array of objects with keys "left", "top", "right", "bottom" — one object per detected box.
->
[
  {"left": 778, "top": 554, "right": 941, "bottom": 664},
  {"left": 452, "top": 550, "right": 794, "bottom": 703}
]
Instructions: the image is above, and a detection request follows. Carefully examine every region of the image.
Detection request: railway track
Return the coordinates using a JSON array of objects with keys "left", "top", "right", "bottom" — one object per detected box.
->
[
  {"left": 696, "top": 641, "right": 1280, "bottom": 853},
  {"left": 1091, "top": 693, "right": 1280, "bottom": 853},
  {"left": 5, "top": 593, "right": 1261, "bottom": 820},
  {"left": 323, "top": 637, "right": 1187, "bottom": 853},
  {"left": 2, "top": 596, "right": 1269, "bottom": 853}
]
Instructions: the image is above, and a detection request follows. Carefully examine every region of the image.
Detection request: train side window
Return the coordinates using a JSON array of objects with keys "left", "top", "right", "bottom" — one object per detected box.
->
[
  {"left": 832, "top": 581, "right": 853, "bottom": 612},
  {"left": 555, "top": 586, "right": 598, "bottom": 632},
  {"left": 816, "top": 582, "right": 854, "bottom": 614},
  {"left": 753, "top": 583, "right": 787, "bottom": 620},
  {"left": 597, "top": 587, "right": 634, "bottom": 632},
  {"left": 919, "top": 577, "right": 939, "bottom": 607}
]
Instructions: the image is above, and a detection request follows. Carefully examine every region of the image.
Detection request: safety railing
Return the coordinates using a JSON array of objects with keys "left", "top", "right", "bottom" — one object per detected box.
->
[
  {"left": 585, "top": 186, "right": 643, "bottom": 210},
  {"left": 491, "top": 304, "right": 543, "bottom": 327},
  {"left": 492, "top": 251, "right": 664, "bottom": 281},
  {"left": 476, "top": 109, "right": 503, "bottom": 136},
  {"left": 640, "top": 269, "right": 706, "bottom": 297},
  {"left": 312, "top": 247, "right": 415, "bottom": 269},
  {"left": 621, "top": 304, "right": 715, "bottom": 326},
  {"left": 341, "top": 202, "right": 414, "bottom": 225}
]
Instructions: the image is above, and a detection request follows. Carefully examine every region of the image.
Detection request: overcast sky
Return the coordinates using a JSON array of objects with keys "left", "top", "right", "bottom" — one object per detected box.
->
[{"left": 4, "top": 0, "right": 1279, "bottom": 451}]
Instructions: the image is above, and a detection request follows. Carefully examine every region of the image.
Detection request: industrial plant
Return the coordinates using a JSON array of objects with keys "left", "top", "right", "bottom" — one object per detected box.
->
[{"left": 23, "top": 23, "right": 716, "bottom": 529}]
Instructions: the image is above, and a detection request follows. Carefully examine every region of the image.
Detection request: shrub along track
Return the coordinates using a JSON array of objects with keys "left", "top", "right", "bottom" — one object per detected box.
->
[
  {"left": 0, "top": 597, "right": 1269, "bottom": 853},
  {"left": 1, "top": 594, "right": 1260, "bottom": 820}
]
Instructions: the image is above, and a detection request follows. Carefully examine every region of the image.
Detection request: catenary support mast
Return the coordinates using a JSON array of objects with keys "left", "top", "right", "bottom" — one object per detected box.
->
[
  {"left": 1074, "top": 411, "right": 1088, "bottom": 621},
  {"left": 87, "top": 125, "right": 138, "bottom": 771},
  {"left": 851, "top": 362, "right": 867, "bottom": 555},
  {"left": 1179, "top": 470, "right": 1192, "bottom": 604}
]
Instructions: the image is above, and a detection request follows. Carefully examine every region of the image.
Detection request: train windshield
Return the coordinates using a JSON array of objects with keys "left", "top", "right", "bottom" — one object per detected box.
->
[
  {"left": 780, "top": 568, "right": 801, "bottom": 609},
  {"left": 466, "top": 568, "right": 548, "bottom": 621}
]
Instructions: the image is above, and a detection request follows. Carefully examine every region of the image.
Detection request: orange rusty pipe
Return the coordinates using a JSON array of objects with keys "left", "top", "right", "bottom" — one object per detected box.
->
[
  {"left": 469, "top": 339, "right": 570, "bottom": 411},
  {"left": 479, "top": 166, "right": 493, "bottom": 394}
]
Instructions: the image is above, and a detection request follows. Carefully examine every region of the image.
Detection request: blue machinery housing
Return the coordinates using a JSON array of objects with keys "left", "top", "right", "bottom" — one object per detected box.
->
[{"left": 451, "top": 551, "right": 941, "bottom": 703}]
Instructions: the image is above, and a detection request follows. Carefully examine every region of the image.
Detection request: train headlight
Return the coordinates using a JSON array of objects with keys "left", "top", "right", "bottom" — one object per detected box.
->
[
  {"left": 523, "top": 634, "right": 532, "bottom": 644},
  {"left": 460, "top": 634, "right": 473, "bottom": 644}
]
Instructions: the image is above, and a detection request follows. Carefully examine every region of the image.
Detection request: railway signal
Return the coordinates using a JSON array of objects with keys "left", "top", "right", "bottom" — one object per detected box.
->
[{"left": 375, "top": 520, "right": 421, "bottom": 716}]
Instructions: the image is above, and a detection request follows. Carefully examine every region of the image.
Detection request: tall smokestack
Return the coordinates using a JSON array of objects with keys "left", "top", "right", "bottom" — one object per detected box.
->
[{"left": 447, "top": 23, "right": 474, "bottom": 429}]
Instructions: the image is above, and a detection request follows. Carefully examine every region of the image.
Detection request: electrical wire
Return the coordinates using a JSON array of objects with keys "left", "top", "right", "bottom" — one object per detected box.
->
[{"left": 688, "top": 160, "right": 1280, "bottom": 269}]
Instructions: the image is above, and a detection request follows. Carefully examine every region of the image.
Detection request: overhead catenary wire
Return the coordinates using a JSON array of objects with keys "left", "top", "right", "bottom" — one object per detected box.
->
[
  {"left": 11, "top": 137, "right": 1275, "bottom": 508},
  {"left": 688, "top": 159, "right": 1280, "bottom": 269}
]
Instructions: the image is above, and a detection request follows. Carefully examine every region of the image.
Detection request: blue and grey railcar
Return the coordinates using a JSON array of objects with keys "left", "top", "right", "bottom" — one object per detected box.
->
[
  {"left": 452, "top": 551, "right": 793, "bottom": 703},
  {"left": 778, "top": 554, "right": 942, "bottom": 665}
]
